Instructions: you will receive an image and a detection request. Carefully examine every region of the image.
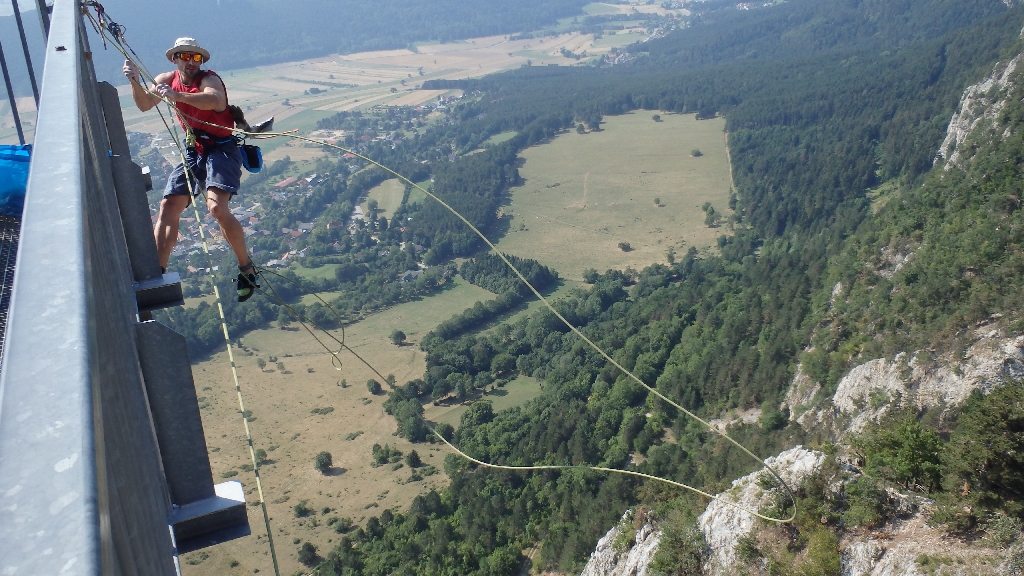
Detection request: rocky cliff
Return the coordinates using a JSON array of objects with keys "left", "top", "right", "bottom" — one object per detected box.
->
[{"left": 579, "top": 510, "right": 661, "bottom": 576}]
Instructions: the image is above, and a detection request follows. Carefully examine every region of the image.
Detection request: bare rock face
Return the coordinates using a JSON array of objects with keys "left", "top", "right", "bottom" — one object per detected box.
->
[
  {"left": 579, "top": 511, "right": 662, "bottom": 576},
  {"left": 698, "top": 446, "right": 825, "bottom": 575},
  {"left": 827, "top": 334, "right": 1024, "bottom": 435},
  {"left": 786, "top": 326, "right": 1024, "bottom": 436},
  {"left": 784, "top": 363, "right": 821, "bottom": 424},
  {"left": 936, "top": 51, "right": 1023, "bottom": 170},
  {"left": 841, "top": 510, "right": 1006, "bottom": 576}
]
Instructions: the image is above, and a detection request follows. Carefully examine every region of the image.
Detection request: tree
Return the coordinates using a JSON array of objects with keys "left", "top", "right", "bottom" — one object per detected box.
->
[
  {"left": 654, "top": 197, "right": 661, "bottom": 206},
  {"left": 297, "top": 542, "right": 319, "bottom": 567},
  {"left": 652, "top": 114, "right": 662, "bottom": 122},
  {"left": 315, "top": 451, "right": 333, "bottom": 474},
  {"left": 255, "top": 448, "right": 268, "bottom": 464},
  {"left": 704, "top": 207, "right": 721, "bottom": 227},
  {"left": 576, "top": 124, "right": 586, "bottom": 134},
  {"left": 691, "top": 149, "right": 703, "bottom": 157},
  {"left": 490, "top": 353, "right": 516, "bottom": 375},
  {"left": 618, "top": 241, "right": 632, "bottom": 252},
  {"left": 276, "top": 361, "right": 285, "bottom": 371},
  {"left": 405, "top": 450, "right": 422, "bottom": 468},
  {"left": 256, "top": 358, "right": 266, "bottom": 371},
  {"left": 582, "top": 268, "right": 599, "bottom": 283},
  {"left": 390, "top": 329, "right": 407, "bottom": 346},
  {"left": 857, "top": 416, "right": 941, "bottom": 491},
  {"left": 944, "top": 386, "right": 1024, "bottom": 511},
  {"left": 367, "top": 379, "right": 383, "bottom": 395}
]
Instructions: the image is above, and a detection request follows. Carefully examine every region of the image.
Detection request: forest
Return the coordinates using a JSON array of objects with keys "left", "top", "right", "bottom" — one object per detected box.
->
[{"left": 297, "top": 0, "right": 1024, "bottom": 574}]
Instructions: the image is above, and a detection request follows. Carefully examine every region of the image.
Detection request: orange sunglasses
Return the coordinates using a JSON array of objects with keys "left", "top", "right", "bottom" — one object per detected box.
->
[{"left": 175, "top": 52, "right": 204, "bottom": 62}]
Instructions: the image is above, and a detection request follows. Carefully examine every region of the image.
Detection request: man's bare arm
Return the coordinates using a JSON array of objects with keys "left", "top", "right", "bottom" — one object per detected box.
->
[
  {"left": 155, "top": 74, "right": 228, "bottom": 112},
  {"left": 123, "top": 60, "right": 165, "bottom": 112}
]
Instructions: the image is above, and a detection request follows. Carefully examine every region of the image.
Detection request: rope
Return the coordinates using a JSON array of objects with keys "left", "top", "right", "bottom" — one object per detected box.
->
[{"left": 84, "top": 6, "right": 799, "bottom": 526}]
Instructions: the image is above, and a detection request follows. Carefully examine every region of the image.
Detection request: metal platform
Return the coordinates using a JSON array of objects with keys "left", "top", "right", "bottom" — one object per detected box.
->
[{"left": 0, "top": 215, "right": 19, "bottom": 372}]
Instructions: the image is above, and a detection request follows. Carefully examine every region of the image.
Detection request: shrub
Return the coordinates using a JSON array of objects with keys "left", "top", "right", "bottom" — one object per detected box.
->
[
  {"left": 760, "top": 402, "right": 787, "bottom": 431},
  {"left": 618, "top": 241, "right": 632, "bottom": 252},
  {"left": 982, "top": 514, "right": 1022, "bottom": 548},
  {"left": 315, "top": 451, "right": 333, "bottom": 474},
  {"left": 857, "top": 416, "right": 942, "bottom": 491},
  {"left": 293, "top": 500, "right": 312, "bottom": 518},
  {"left": 843, "top": 477, "right": 895, "bottom": 529},
  {"left": 332, "top": 517, "right": 354, "bottom": 533},
  {"left": 367, "top": 379, "right": 383, "bottom": 395},
  {"left": 297, "top": 542, "right": 319, "bottom": 567},
  {"left": 691, "top": 148, "right": 703, "bottom": 157},
  {"left": 372, "top": 444, "right": 403, "bottom": 466}
]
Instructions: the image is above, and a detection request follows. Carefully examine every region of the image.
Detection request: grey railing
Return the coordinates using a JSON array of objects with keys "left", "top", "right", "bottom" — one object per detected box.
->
[{"left": 0, "top": 1, "right": 248, "bottom": 574}]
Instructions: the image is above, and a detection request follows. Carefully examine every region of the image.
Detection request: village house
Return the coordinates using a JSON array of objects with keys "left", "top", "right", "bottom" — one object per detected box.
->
[{"left": 399, "top": 270, "right": 423, "bottom": 284}]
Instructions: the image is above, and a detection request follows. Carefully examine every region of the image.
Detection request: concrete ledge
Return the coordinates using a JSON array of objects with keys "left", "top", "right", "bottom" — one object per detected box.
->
[
  {"left": 134, "top": 272, "right": 184, "bottom": 312},
  {"left": 171, "top": 480, "right": 251, "bottom": 554}
]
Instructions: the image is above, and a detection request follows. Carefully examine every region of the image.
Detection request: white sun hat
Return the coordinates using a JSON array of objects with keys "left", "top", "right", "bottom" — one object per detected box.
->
[{"left": 165, "top": 37, "right": 211, "bottom": 63}]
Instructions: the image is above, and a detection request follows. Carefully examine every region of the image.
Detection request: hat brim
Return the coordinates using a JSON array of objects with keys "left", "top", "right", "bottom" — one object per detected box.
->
[{"left": 166, "top": 46, "right": 211, "bottom": 63}]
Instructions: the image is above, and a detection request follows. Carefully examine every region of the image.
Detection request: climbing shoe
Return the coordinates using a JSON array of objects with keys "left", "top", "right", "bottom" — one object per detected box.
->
[{"left": 236, "top": 263, "right": 259, "bottom": 302}]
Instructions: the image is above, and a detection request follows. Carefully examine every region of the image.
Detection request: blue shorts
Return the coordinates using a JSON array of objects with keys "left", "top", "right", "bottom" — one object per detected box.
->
[{"left": 164, "top": 139, "right": 243, "bottom": 197}]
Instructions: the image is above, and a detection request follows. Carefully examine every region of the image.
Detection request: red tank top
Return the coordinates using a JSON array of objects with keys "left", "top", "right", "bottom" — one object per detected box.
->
[{"left": 171, "top": 70, "right": 235, "bottom": 138}]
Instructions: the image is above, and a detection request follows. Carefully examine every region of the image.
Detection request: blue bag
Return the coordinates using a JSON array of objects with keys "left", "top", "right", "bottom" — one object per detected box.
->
[
  {"left": 240, "top": 144, "right": 262, "bottom": 173},
  {"left": 0, "top": 145, "right": 31, "bottom": 217}
]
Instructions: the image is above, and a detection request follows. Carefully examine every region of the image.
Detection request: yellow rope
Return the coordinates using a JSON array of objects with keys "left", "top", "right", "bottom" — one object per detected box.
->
[{"left": 87, "top": 12, "right": 799, "bottom": 526}]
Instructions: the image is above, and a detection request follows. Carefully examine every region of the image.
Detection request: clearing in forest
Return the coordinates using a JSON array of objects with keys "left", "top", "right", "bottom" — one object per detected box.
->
[
  {"left": 492, "top": 112, "right": 733, "bottom": 281},
  {"left": 362, "top": 179, "right": 407, "bottom": 220},
  {"left": 180, "top": 277, "right": 496, "bottom": 575},
  {"left": 423, "top": 375, "right": 544, "bottom": 428}
]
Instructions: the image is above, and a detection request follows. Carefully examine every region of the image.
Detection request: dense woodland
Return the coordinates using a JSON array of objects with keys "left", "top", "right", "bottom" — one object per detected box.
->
[{"left": 299, "top": 0, "right": 1024, "bottom": 574}]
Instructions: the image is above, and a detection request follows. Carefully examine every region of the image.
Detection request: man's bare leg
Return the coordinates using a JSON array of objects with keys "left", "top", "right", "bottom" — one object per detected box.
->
[
  {"left": 206, "top": 187, "right": 251, "bottom": 267},
  {"left": 154, "top": 194, "right": 191, "bottom": 270}
]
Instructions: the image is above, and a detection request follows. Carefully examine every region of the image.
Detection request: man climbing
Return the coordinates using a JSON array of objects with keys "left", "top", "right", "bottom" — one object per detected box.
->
[{"left": 123, "top": 37, "right": 258, "bottom": 302}]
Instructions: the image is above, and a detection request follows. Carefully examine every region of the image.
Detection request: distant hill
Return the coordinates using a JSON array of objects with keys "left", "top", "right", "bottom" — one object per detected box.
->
[
  {"left": 0, "top": 0, "right": 590, "bottom": 94},
  {"left": 0, "top": 10, "right": 46, "bottom": 100}
]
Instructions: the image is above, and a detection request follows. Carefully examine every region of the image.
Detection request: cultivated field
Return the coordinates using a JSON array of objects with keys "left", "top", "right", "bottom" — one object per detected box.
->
[
  {"left": 180, "top": 277, "right": 498, "bottom": 575},
  {"left": 492, "top": 112, "right": 733, "bottom": 281}
]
